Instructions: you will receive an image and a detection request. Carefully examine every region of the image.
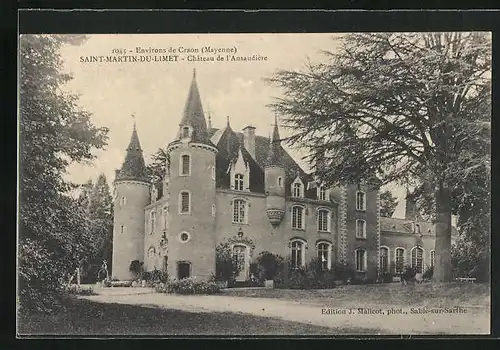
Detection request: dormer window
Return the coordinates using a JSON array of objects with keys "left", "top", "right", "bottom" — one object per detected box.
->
[
  {"left": 182, "top": 126, "right": 190, "bottom": 138},
  {"left": 234, "top": 173, "right": 244, "bottom": 191},
  {"left": 291, "top": 178, "right": 304, "bottom": 198},
  {"left": 318, "top": 186, "right": 328, "bottom": 201}
]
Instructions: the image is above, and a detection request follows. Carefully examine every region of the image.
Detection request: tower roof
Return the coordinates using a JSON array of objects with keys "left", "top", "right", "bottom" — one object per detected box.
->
[
  {"left": 179, "top": 69, "right": 212, "bottom": 145},
  {"left": 266, "top": 115, "right": 284, "bottom": 167},
  {"left": 116, "top": 122, "right": 149, "bottom": 182}
]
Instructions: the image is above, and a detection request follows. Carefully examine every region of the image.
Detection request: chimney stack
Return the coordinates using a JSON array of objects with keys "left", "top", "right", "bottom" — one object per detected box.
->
[{"left": 242, "top": 125, "right": 256, "bottom": 159}]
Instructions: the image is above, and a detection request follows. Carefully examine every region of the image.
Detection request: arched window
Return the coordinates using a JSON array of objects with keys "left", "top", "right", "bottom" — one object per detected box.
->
[
  {"left": 355, "top": 249, "right": 367, "bottom": 272},
  {"left": 148, "top": 246, "right": 156, "bottom": 258},
  {"left": 317, "top": 209, "right": 331, "bottom": 232},
  {"left": 180, "top": 154, "right": 191, "bottom": 176},
  {"left": 317, "top": 242, "right": 332, "bottom": 270},
  {"left": 120, "top": 196, "right": 126, "bottom": 206},
  {"left": 182, "top": 126, "right": 190, "bottom": 138},
  {"left": 379, "top": 246, "right": 389, "bottom": 273},
  {"left": 395, "top": 248, "right": 405, "bottom": 274},
  {"left": 290, "top": 239, "right": 306, "bottom": 269},
  {"left": 356, "top": 191, "right": 366, "bottom": 211},
  {"left": 430, "top": 250, "right": 435, "bottom": 268},
  {"left": 211, "top": 204, "right": 216, "bottom": 217},
  {"left": 179, "top": 191, "right": 190, "bottom": 214},
  {"left": 233, "top": 199, "right": 246, "bottom": 224},
  {"left": 162, "top": 205, "right": 168, "bottom": 229},
  {"left": 277, "top": 176, "right": 283, "bottom": 187},
  {"left": 318, "top": 187, "right": 327, "bottom": 201},
  {"left": 149, "top": 210, "right": 156, "bottom": 234},
  {"left": 234, "top": 173, "right": 244, "bottom": 191},
  {"left": 411, "top": 246, "right": 424, "bottom": 273},
  {"left": 356, "top": 219, "right": 366, "bottom": 239},
  {"left": 211, "top": 166, "right": 216, "bottom": 180},
  {"left": 292, "top": 182, "right": 303, "bottom": 198},
  {"left": 291, "top": 205, "right": 305, "bottom": 229}
]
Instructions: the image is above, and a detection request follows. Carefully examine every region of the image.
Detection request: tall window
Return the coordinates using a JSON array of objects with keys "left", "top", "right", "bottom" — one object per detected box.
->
[
  {"left": 120, "top": 196, "right": 126, "bottom": 206},
  {"left": 379, "top": 247, "right": 389, "bottom": 273},
  {"left": 234, "top": 173, "right": 244, "bottom": 191},
  {"left": 120, "top": 225, "right": 125, "bottom": 234},
  {"left": 318, "top": 187, "right": 327, "bottom": 201},
  {"left": 317, "top": 242, "right": 331, "bottom": 270},
  {"left": 356, "top": 191, "right": 366, "bottom": 211},
  {"left": 149, "top": 211, "right": 156, "bottom": 233},
  {"left": 182, "top": 126, "right": 189, "bottom": 138},
  {"left": 395, "top": 248, "right": 405, "bottom": 274},
  {"left": 211, "top": 204, "right": 216, "bottom": 217},
  {"left": 211, "top": 166, "right": 216, "bottom": 180},
  {"left": 162, "top": 206, "right": 168, "bottom": 229},
  {"left": 277, "top": 177, "right": 283, "bottom": 187},
  {"left": 180, "top": 191, "right": 190, "bottom": 213},
  {"left": 355, "top": 249, "right": 367, "bottom": 272},
  {"left": 291, "top": 206, "right": 305, "bottom": 229},
  {"left": 317, "top": 209, "right": 330, "bottom": 232},
  {"left": 356, "top": 219, "right": 366, "bottom": 238},
  {"left": 415, "top": 224, "right": 421, "bottom": 234},
  {"left": 430, "top": 250, "right": 435, "bottom": 268},
  {"left": 411, "top": 247, "right": 424, "bottom": 273},
  {"left": 291, "top": 240, "right": 305, "bottom": 268},
  {"left": 181, "top": 154, "right": 190, "bottom": 176},
  {"left": 233, "top": 199, "right": 246, "bottom": 223}
]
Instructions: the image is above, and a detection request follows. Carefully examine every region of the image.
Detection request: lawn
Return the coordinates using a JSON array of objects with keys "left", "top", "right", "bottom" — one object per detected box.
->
[
  {"left": 17, "top": 297, "right": 381, "bottom": 336},
  {"left": 222, "top": 282, "right": 491, "bottom": 309}
]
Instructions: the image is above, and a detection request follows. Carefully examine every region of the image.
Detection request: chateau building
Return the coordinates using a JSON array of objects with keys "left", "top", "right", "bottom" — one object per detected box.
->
[{"left": 111, "top": 70, "right": 453, "bottom": 282}]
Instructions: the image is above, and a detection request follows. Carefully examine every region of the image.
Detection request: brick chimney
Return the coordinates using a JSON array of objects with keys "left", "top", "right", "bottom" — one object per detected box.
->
[{"left": 242, "top": 125, "right": 256, "bottom": 159}]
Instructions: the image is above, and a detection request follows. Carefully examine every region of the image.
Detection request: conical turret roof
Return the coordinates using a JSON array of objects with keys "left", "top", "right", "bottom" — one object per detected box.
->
[
  {"left": 179, "top": 69, "right": 212, "bottom": 145},
  {"left": 266, "top": 115, "right": 284, "bottom": 166},
  {"left": 116, "top": 123, "right": 149, "bottom": 182}
]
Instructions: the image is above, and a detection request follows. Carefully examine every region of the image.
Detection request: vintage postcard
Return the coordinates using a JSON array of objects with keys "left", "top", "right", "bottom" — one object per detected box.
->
[{"left": 17, "top": 32, "right": 491, "bottom": 336}]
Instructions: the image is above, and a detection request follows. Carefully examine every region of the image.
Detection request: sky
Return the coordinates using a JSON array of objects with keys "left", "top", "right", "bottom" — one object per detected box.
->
[{"left": 57, "top": 33, "right": 408, "bottom": 217}]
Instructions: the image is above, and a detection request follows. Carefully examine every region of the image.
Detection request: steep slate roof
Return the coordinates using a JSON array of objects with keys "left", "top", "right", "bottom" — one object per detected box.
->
[
  {"left": 178, "top": 69, "right": 214, "bottom": 146},
  {"left": 380, "top": 217, "right": 458, "bottom": 236},
  {"left": 116, "top": 123, "right": 149, "bottom": 183},
  {"left": 209, "top": 125, "right": 316, "bottom": 197}
]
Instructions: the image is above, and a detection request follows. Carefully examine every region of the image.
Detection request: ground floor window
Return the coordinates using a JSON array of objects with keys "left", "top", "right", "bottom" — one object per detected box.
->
[
  {"left": 177, "top": 261, "right": 191, "bottom": 279},
  {"left": 290, "top": 240, "right": 305, "bottom": 268},
  {"left": 355, "top": 249, "right": 367, "bottom": 272},
  {"left": 379, "top": 246, "right": 389, "bottom": 273},
  {"left": 395, "top": 248, "right": 405, "bottom": 274},
  {"left": 411, "top": 247, "right": 424, "bottom": 274},
  {"left": 317, "top": 242, "right": 332, "bottom": 270}
]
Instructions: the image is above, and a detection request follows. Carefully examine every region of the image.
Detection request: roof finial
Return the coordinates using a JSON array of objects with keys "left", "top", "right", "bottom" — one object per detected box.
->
[
  {"left": 193, "top": 68, "right": 196, "bottom": 79},
  {"left": 274, "top": 111, "right": 278, "bottom": 126},
  {"left": 208, "top": 112, "right": 212, "bottom": 129},
  {"left": 226, "top": 115, "right": 230, "bottom": 127},
  {"left": 132, "top": 113, "right": 137, "bottom": 130}
]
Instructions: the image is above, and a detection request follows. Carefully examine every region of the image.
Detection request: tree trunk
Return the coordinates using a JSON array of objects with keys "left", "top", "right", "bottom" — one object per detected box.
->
[{"left": 433, "top": 181, "right": 453, "bottom": 282}]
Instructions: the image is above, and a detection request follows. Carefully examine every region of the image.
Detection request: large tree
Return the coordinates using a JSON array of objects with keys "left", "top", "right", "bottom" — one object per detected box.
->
[
  {"left": 379, "top": 190, "right": 399, "bottom": 218},
  {"left": 268, "top": 33, "right": 491, "bottom": 282},
  {"left": 19, "top": 34, "right": 108, "bottom": 310}
]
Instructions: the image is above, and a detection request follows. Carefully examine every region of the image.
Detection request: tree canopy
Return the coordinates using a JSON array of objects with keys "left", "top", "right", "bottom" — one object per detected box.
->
[
  {"left": 19, "top": 35, "right": 109, "bottom": 310},
  {"left": 268, "top": 33, "right": 491, "bottom": 282},
  {"left": 379, "top": 190, "right": 399, "bottom": 218}
]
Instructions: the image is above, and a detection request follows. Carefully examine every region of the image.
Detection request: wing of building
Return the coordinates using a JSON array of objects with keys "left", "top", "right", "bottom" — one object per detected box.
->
[{"left": 111, "top": 70, "right": 456, "bottom": 282}]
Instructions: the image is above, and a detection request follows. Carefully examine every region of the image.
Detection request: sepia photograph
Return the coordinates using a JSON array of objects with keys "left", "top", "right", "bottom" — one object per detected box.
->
[{"left": 17, "top": 31, "right": 491, "bottom": 336}]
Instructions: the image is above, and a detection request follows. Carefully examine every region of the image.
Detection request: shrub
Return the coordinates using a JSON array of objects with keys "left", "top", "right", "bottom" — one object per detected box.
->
[
  {"left": 378, "top": 271, "right": 394, "bottom": 283},
  {"left": 129, "top": 260, "right": 144, "bottom": 280},
  {"left": 215, "top": 242, "right": 240, "bottom": 285},
  {"left": 256, "top": 251, "right": 284, "bottom": 281},
  {"left": 144, "top": 267, "right": 169, "bottom": 286},
  {"left": 332, "top": 262, "right": 354, "bottom": 282},
  {"left": 159, "top": 277, "right": 222, "bottom": 295},
  {"left": 274, "top": 258, "right": 335, "bottom": 289},
  {"left": 423, "top": 266, "right": 434, "bottom": 279}
]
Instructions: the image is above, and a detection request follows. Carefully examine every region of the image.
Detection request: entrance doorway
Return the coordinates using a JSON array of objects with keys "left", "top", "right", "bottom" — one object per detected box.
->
[
  {"left": 177, "top": 261, "right": 191, "bottom": 279},
  {"left": 233, "top": 245, "right": 249, "bottom": 282}
]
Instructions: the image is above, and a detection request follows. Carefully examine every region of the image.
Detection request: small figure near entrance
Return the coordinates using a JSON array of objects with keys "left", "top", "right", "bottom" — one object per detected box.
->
[{"left": 97, "top": 260, "right": 109, "bottom": 285}]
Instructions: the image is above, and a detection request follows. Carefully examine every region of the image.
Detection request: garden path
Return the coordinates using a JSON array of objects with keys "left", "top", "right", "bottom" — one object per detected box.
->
[{"left": 79, "top": 286, "right": 489, "bottom": 335}]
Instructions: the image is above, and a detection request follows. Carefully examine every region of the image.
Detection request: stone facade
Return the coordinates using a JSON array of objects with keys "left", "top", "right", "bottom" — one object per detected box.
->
[{"left": 111, "top": 70, "right": 449, "bottom": 282}]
